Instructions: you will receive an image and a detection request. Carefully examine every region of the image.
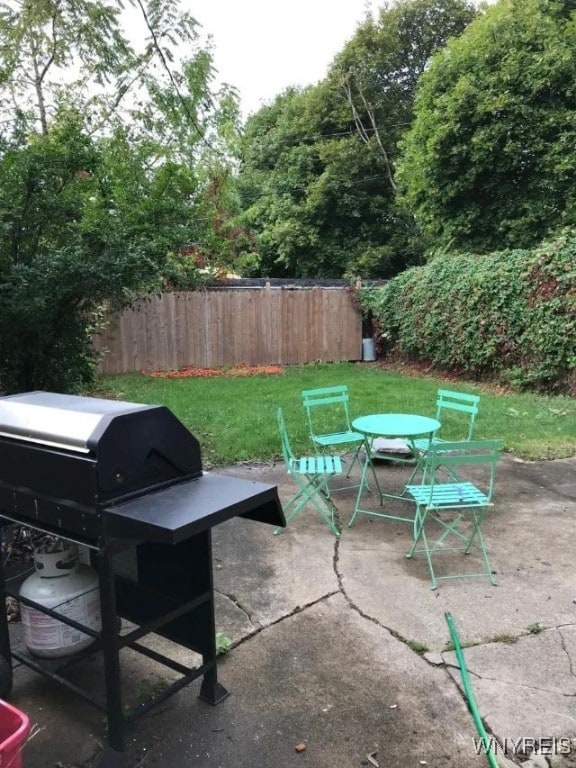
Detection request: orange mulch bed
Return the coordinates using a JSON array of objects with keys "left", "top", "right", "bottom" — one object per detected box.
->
[{"left": 148, "top": 364, "right": 284, "bottom": 379}]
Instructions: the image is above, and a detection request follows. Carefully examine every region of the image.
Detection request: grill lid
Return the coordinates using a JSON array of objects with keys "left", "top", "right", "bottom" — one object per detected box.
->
[
  {"left": 0, "top": 392, "right": 153, "bottom": 452},
  {"left": 0, "top": 391, "right": 204, "bottom": 510}
]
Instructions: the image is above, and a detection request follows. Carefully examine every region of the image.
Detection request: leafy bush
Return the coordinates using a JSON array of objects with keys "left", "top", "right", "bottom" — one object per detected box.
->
[
  {"left": 0, "top": 117, "right": 207, "bottom": 394},
  {"left": 0, "top": 122, "right": 155, "bottom": 393},
  {"left": 360, "top": 234, "right": 576, "bottom": 393},
  {"left": 0, "top": 244, "right": 156, "bottom": 393}
]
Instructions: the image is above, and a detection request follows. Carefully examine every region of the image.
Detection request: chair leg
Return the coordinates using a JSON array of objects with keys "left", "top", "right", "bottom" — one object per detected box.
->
[
  {"left": 366, "top": 446, "right": 382, "bottom": 498},
  {"left": 407, "top": 505, "right": 496, "bottom": 588},
  {"left": 306, "top": 476, "right": 340, "bottom": 536},
  {"left": 405, "top": 507, "right": 438, "bottom": 590},
  {"left": 406, "top": 504, "right": 425, "bottom": 558},
  {"left": 345, "top": 442, "right": 363, "bottom": 478},
  {"left": 422, "top": 525, "right": 439, "bottom": 590},
  {"left": 465, "top": 510, "right": 497, "bottom": 586},
  {"left": 431, "top": 512, "right": 468, "bottom": 548},
  {"left": 275, "top": 473, "right": 340, "bottom": 536},
  {"left": 274, "top": 488, "right": 314, "bottom": 534},
  {"left": 402, "top": 456, "right": 427, "bottom": 489},
  {"left": 463, "top": 510, "right": 487, "bottom": 554},
  {"left": 347, "top": 445, "right": 373, "bottom": 527},
  {"left": 275, "top": 475, "right": 308, "bottom": 522}
]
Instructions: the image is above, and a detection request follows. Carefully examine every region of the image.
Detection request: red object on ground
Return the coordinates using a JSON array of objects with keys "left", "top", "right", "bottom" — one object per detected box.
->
[{"left": 0, "top": 699, "right": 30, "bottom": 768}]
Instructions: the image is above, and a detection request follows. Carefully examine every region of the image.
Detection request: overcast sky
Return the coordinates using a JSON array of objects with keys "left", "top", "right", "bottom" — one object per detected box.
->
[{"left": 189, "top": 0, "right": 380, "bottom": 118}]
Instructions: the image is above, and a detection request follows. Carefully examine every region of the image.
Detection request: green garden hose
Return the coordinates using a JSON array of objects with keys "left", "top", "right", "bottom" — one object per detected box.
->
[{"left": 445, "top": 611, "right": 499, "bottom": 768}]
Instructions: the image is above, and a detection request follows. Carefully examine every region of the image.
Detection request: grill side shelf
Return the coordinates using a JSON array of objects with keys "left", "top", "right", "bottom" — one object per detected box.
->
[{"left": 103, "top": 472, "right": 285, "bottom": 544}]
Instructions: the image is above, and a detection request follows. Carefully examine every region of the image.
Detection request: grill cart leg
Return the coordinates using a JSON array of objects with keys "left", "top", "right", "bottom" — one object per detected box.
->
[
  {"left": 198, "top": 590, "right": 230, "bottom": 705},
  {"left": 199, "top": 530, "right": 229, "bottom": 706},
  {"left": 199, "top": 671, "right": 229, "bottom": 705},
  {"left": 96, "top": 545, "right": 126, "bottom": 766},
  {"left": 0, "top": 536, "right": 13, "bottom": 698},
  {"left": 97, "top": 746, "right": 125, "bottom": 768}
]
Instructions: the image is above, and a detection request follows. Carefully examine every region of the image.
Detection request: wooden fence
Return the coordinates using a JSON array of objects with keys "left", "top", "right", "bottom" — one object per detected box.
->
[{"left": 94, "top": 283, "right": 363, "bottom": 374}]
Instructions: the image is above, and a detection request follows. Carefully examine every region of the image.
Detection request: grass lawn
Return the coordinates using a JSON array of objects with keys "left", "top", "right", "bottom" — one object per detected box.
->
[{"left": 94, "top": 362, "right": 576, "bottom": 467}]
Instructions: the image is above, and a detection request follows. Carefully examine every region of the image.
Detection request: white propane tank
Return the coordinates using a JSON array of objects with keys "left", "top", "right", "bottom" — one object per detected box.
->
[{"left": 20, "top": 546, "right": 101, "bottom": 658}]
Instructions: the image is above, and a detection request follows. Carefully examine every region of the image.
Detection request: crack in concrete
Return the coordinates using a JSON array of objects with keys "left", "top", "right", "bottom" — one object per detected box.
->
[
  {"left": 444, "top": 662, "right": 576, "bottom": 698},
  {"left": 332, "top": 535, "right": 433, "bottom": 652},
  {"left": 442, "top": 658, "right": 482, "bottom": 679},
  {"left": 557, "top": 627, "right": 576, "bottom": 681},
  {"left": 332, "top": 504, "right": 343, "bottom": 535},
  {"left": 214, "top": 588, "right": 255, "bottom": 625},
  {"left": 331, "top": 525, "right": 576, "bottom": 767},
  {"left": 433, "top": 662, "right": 520, "bottom": 766},
  {"left": 331, "top": 536, "right": 576, "bottom": 767},
  {"left": 439, "top": 626, "right": 576, "bottom": 693},
  {"left": 227, "top": 591, "right": 341, "bottom": 651},
  {"left": 333, "top": 532, "right": 343, "bottom": 590}
]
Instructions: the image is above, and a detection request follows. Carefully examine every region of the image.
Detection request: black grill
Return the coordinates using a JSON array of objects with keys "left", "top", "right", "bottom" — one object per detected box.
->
[{"left": 0, "top": 392, "right": 285, "bottom": 767}]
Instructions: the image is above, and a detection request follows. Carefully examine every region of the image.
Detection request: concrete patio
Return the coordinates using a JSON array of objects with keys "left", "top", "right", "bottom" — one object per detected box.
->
[{"left": 8, "top": 453, "right": 576, "bottom": 767}]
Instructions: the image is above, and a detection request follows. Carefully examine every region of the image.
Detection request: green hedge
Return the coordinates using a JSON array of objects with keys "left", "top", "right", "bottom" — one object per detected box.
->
[{"left": 360, "top": 234, "right": 576, "bottom": 393}]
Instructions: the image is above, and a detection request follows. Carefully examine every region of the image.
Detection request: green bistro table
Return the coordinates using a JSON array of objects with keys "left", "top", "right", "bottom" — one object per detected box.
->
[{"left": 348, "top": 413, "right": 441, "bottom": 527}]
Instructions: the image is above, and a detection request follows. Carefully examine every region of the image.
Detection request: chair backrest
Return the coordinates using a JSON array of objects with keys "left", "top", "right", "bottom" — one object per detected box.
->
[
  {"left": 301, "top": 385, "right": 352, "bottom": 439},
  {"left": 277, "top": 407, "right": 296, "bottom": 468},
  {"left": 423, "top": 439, "right": 503, "bottom": 502},
  {"left": 435, "top": 389, "right": 480, "bottom": 441}
]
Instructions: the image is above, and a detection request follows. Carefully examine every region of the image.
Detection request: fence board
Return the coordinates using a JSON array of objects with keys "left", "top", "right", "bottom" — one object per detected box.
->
[{"left": 94, "top": 286, "right": 363, "bottom": 374}]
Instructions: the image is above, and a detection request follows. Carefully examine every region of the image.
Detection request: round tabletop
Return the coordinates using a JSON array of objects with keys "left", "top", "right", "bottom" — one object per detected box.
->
[{"left": 352, "top": 413, "right": 441, "bottom": 438}]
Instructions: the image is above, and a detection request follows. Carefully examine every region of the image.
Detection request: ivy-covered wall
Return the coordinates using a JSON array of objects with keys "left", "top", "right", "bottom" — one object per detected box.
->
[{"left": 360, "top": 234, "right": 576, "bottom": 393}]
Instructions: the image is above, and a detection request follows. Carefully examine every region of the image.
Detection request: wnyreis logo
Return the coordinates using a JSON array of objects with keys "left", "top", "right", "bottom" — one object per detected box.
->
[{"left": 473, "top": 737, "right": 573, "bottom": 757}]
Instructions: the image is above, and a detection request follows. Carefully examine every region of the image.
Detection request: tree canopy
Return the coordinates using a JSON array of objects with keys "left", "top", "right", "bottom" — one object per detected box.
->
[
  {"left": 397, "top": 0, "right": 576, "bottom": 252},
  {"left": 236, "top": 0, "right": 477, "bottom": 279}
]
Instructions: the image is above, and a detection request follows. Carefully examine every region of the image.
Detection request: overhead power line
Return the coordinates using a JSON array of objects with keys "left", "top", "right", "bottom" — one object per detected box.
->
[{"left": 245, "top": 122, "right": 413, "bottom": 149}]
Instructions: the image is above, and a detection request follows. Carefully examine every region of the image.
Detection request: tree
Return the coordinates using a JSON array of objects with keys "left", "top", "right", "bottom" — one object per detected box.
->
[
  {"left": 397, "top": 0, "right": 576, "bottom": 252},
  {"left": 0, "top": 118, "right": 144, "bottom": 391},
  {"left": 237, "top": 88, "right": 322, "bottom": 277},
  {"left": 0, "top": 0, "right": 199, "bottom": 134},
  {"left": 0, "top": 0, "right": 243, "bottom": 392},
  {"left": 335, "top": 0, "right": 477, "bottom": 194},
  {"left": 237, "top": 0, "right": 476, "bottom": 279}
]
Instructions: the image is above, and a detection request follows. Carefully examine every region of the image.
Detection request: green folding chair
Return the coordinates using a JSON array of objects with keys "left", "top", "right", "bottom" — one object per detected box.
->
[
  {"left": 405, "top": 439, "right": 502, "bottom": 590},
  {"left": 275, "top": 407, "right": 342, "bottom": 536},
  {"left": 412, "top": 389, "right": 480, "bottom": 454},
  {"left": 301, "top": 385, "right": 364, "bottom": 486}
]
